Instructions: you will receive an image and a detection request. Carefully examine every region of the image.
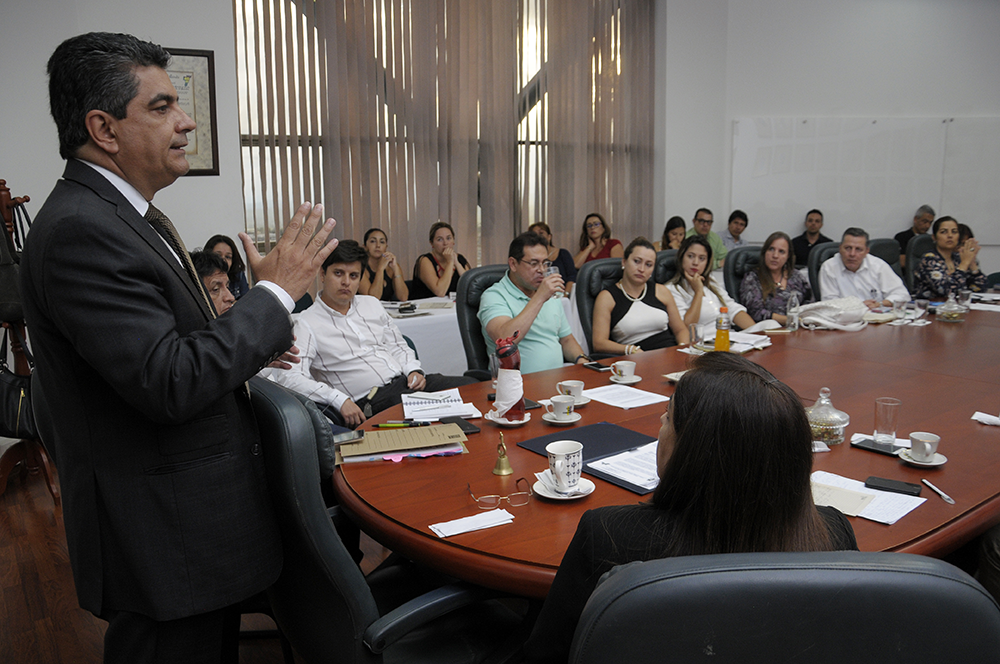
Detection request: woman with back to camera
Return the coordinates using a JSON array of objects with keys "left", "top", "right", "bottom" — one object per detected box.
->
[
  {"left": 523, "top": 352, "right": 858, "bottom": 664},
  {"left": 205, "top": 234, "right": 249, "bottom": 299},
  {"left": 654, "top": 216, "right": 686, "bottom": 251},
  {"left": 666, "top": 234, "right": 754, "bottom": 337},
  {"left": 359, "top": 228, "right": 408, "bottom": 301},
  {"left": 573, "top": 213, "right": 623, "bottom": 268},
  {"left": 409, "top": 221, "right": 471, "bottom": 299},
  {"left": 913, "top": 216, "right": 987, "bottom": 299},
  {"left": 740, "top": 231, "right": 810, "bottom": 324},
  {"left": 591, "top": 237, "right": 689, "bottom": 355},
  {"left": 529, "top": 221, "right": 577, "bottom": 292}
]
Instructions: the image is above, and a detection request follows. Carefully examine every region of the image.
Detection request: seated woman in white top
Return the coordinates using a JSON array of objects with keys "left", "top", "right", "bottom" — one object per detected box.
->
[
  {"left": 592, "top": 238, "right": 689, "bottom": 355},
  {"left": 666, "top": 234, "right": 754, "bottom": 338}
]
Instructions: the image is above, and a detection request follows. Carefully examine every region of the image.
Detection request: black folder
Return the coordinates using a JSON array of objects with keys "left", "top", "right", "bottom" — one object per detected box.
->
[{"left": 516, "top": 422, "right": 658, "bottom": 495}]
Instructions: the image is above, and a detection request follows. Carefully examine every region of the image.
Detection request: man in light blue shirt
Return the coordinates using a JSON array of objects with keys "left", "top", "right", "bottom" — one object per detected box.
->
[{"left": 479, "top": 233, "right": 589, "bottom": 374}]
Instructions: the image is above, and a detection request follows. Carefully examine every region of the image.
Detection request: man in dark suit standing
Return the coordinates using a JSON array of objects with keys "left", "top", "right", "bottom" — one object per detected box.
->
[{"left": 20, "top": 32, "right": 337, "bottom": 662}]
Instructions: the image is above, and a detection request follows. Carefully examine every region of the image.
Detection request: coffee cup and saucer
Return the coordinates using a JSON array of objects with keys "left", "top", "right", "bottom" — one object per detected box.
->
[
  {"left": 542, "top": 395, "right": 581, "bottom": 426},
  {"left": 609, "top": 360, "right": 641, "bottom": 385},
  {"left": 898, "top": 432, "right": 947, "bottom": 467},
  {"left": 557, "top": 379, "right": 590, "bottom": 406},
  {"left": 533, "top": 441, "right": 595, "bottom": 500}
]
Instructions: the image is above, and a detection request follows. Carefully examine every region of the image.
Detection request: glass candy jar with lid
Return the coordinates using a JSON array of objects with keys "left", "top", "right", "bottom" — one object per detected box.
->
[
  {"left": 936, "top": 292, "right": 965, "bottom": 323},
  {"left": 805, "top": 387, "right": 850, "bottom": 445}
]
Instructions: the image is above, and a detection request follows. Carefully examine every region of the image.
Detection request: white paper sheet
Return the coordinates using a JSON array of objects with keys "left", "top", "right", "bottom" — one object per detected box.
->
[
  {"left": 585, "top": 441, "right": 660, "bottom": 490},
  {"left": 811, "top": 471, "right": 925, "bottom": 525},
  {"left": 429, "top": 509, "right": 514, "bottom": 538},
  {"left": 583, "top": 385, "right": 670, "bottom": 410}
]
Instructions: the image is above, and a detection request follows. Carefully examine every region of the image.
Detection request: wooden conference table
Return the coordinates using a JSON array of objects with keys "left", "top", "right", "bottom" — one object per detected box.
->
[{"left": 334, "top": 310, "right": 1000, "bottom": 599}]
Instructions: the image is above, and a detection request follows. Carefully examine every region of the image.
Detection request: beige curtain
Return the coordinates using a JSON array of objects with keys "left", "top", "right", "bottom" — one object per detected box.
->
[{"left": 236, "top": 0, "right": 653, "bottom": 271}]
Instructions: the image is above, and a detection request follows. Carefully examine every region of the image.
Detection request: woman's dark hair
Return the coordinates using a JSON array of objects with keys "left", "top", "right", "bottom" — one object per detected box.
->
[
  {"left": 932, "top": 216, "right": 957, "bottom": 237},
  {"left": 578, "top": 213, "right": 611, "bottom": 251},
  {"left": 428, "top": 221, "right": 456, "bottom": 244},
  {"left": 755, "top": 231, "right": 795, "bottom": 300},
  {"left": 205, "top": 234, "right": 246, "bottom": 282},
  {"left": 660, "top": 216, "right": 686, "bottom": 249},
  {"left": 669, "top": 234, "right": 726, "bottom": 301},
  {"left": 363, "top": 228, "right": 387, "bottom": 244},
  {"left": 528, "top": 221, "right": 551, "bottom": 235},
  {"left": 48, "top": 32, "right": 171, "bottom": 160},
  {"left": 958, "top": 223, "right": 974, "bottom": 244},
  {"left": 651, "top": 352, "right": 830, "bottom": 555},
  {"left": 623, "top": 237, "right": 655, "bottom": 260}
]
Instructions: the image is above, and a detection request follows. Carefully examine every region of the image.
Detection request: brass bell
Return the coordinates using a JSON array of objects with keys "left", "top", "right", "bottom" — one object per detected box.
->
[{"left": 493, "top": 433, "right": 513, "bottom": 476}]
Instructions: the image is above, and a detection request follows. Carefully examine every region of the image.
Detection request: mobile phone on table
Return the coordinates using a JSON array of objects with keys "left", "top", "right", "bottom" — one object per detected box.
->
[
  {"left": 331, "top": 429, "right": 365, "bottom": 446},
  {"left": 439, "top": 416, "right": 481, "bottom": 434},
  {"left": 851, "top": 437, "right": 903, "bottom": 457},
  {"left": 584, "top": 361, "right": 611, "bottom": 372},
  {"left": 865, "top": 476, "right": 922, "bottom": 496}
]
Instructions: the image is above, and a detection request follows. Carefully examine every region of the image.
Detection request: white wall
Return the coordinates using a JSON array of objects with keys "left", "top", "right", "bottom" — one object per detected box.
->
[
  {"left": 654, "top": 0, "right": 1000, "bottom": 273},
  {"left": 0, "top": 0, "right": 244, "bottom": 250}
]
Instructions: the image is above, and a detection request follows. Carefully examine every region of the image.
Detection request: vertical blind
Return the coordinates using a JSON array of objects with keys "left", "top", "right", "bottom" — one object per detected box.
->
[{"left": 235, "top": 0, "right": 654, "bottom": 271}]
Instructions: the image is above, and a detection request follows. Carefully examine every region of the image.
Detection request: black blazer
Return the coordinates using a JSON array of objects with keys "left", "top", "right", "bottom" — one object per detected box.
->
[{"left": 20, "top": 160, "right": 290, "bottom": 620}]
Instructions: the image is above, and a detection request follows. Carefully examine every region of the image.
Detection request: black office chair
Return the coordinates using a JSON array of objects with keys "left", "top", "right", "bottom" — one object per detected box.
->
[
  {"left": 249, "top": 377, "right": 527, "bottom": 664},
  {"left": 574, "top": 257, "right": 623, "bottom": 358},
  {"left": 807, "top": 241, "right": 840, "bottom": 301},
  {"left": 869, "top": 237, "right": 904, "bottom": 279},
  {"left": 722, "top": 245, "right": 760, "bottom": 303},
  {"left": 570, "top": 552, "right": 1000, "bottom": 664},
  {"left": 653, "top": 250, "right": 678, "bottom": 284},
  {"left": 455, "top": 264, "right": 508, "bottom": 376},
  {"left": 988, "top": 272, "right": 1000, "bottom": 289},
  {"left": 905, "top": 233, "right": 936, "bottom": 294}
]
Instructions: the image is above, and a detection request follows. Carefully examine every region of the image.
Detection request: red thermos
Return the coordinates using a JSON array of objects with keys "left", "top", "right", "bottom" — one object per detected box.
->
[{"left": 495, "top": 332, "right": 525, "bottom": 421}]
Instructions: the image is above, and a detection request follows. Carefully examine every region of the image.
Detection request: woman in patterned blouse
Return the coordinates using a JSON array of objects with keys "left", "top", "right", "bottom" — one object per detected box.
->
[
  {"left": 740, "top": 231, "right": 810, "bottom": 324},
  {"left": 913, "top": 216, "right": 987, "bottom": 300}
]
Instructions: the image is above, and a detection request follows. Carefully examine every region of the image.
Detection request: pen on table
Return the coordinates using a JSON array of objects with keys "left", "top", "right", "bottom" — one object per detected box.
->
[
  {"left": 374, "top": 422, "right": 431, "bottom": 428},
  {"left": 387, "top": 420, "right": 431, "bottom": 424},
  {"left": 922, "top": 479, "right": 955, "bottom": 505}
]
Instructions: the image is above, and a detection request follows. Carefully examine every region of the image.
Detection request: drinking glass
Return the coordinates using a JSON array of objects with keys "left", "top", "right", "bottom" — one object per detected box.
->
[
  {"left": 914, "top": 299, "right": 929, "bottom": 319},
  {"left": 544, "top": 265, "right": 563, "bottom": 298}
]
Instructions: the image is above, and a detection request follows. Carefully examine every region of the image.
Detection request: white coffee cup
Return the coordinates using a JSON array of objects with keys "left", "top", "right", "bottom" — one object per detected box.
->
[
  {"left": 557, "top": 380, "right": 585, "bottom": 399},
  {"left": 546, "top": 440, "right": 583, "bottom": 494},
  {"left": 909, "top": 431, "right": 940, "bottom": 462},
  {"left": 612, "top": 360, "right": 636, "bottom": 378},
  {"left": 545, "top": 395, "right": 576, "bottom": 421}
]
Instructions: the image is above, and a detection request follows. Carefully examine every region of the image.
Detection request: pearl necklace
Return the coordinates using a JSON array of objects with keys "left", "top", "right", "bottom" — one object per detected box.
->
[{"left": 617, "top": 281, "right": 647, "bottom": 302}]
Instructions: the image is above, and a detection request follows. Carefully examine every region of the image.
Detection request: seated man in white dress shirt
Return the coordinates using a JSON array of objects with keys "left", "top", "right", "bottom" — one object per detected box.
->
[
  {"left": 268, "top": 240, "right": 475, "bottom": 427},
  {"left": 818, "top": 228, "right": 909, "bottom": 309}
]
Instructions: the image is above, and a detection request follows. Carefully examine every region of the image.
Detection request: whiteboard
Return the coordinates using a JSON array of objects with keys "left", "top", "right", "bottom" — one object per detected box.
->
[{"left": 731, "top": 117, "right": 955, "bottom": 243}]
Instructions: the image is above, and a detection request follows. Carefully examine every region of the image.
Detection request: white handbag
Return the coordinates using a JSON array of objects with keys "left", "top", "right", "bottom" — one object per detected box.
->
[{"left": 798, "top": 296, "right": 869, "bottom": 331}]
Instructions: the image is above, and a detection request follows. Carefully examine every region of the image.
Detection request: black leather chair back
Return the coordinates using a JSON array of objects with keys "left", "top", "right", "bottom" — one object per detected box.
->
[
  {"left": 455, "top": 264, "right": 508, "bottom": 372},
  {"left": 905, "top": 233, "right": 935, "bottom": 293},
  {"left": 653, "top": 250, "right": 677, "bottom": 284},
  {"left": 571, "top": 552, "right": 1000, "bottom": 664},
  {"left": 722, "top": 245, "right": 760, "bottom": 302},
  {"left": 574, "top": 258, "right": 624, "bottom": 353},
  {"left": 250, "top": 377, "right": 381, "bottom": 664},
  {"left": 807, "top": 241, "right": 840, "bottom": 300},
  {"left": 869, "top": 238, "right": 903, "bottom": 279}
]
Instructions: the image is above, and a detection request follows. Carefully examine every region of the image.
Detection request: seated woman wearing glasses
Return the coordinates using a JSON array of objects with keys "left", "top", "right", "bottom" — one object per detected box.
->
[
  {"left": 523, "top": 352, "right": 858, "bottom": 664},
  {"left": 410, "top": 221, "right": 471, "bottom": 299},
  {"left": 740, "top": 231, "right": 811, "bottom": 324},
  {"left": 666, "top": 235, "right": 754, "bottom": 338},
  {"left": 592, "top": 238, "right": 689, "bottom": 355},
  {"left": 573, "top": 213, "right": 623, "bottom": 268}
]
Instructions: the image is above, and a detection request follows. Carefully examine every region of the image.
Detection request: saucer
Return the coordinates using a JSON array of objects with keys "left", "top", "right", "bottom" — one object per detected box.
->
[
  {"left": 533, "top": 478, "right": 596, "bottom": 500},
  {"left": 898, "top": 449, "right": 947, "bottom": 467},
  {"left": 542, "top": 412, "right": 582, "bottom": 426},
  {"left": 572, "top": 395, "right": 591, "bottom": 407},
  {"left": 610, "top": 375, "right": 642, "bottom": 385},
  {"left": 484, "top": 410, "right": 531, "bottom": 428}
]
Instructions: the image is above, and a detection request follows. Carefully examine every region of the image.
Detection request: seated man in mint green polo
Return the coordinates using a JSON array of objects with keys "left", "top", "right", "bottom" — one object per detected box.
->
[{"left": 478, "top": 232, "right": 590, "bottom": 374}]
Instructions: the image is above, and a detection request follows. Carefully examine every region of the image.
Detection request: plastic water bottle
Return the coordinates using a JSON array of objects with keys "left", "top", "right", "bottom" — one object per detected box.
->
[
  {"left": 714, "top": 307, "right": 730, "bottom": 352},
  {"left": 786, "top": 291, "right": 800, "bottom": 331}
]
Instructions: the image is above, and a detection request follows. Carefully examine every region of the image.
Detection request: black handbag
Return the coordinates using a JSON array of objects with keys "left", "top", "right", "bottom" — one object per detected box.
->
[
  {"left": 0, "top": 326, "right": 37, "bottom": 439},
  {"left": 0, "top": 202, "right": 22, "bottom": 323}
]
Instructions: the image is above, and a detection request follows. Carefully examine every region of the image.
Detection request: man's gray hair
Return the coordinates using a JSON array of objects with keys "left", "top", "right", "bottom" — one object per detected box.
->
[
  {"left": 841, "top": 227, "right": 870, "bottom": 247},
  {"left": 915, "top": 204, "right": 936, "bottom": 218}
]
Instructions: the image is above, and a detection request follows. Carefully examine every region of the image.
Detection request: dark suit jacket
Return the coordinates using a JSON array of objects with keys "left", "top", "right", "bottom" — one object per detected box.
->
[{"left": 20, "top": 160, "right": 289, "bottom": 621}]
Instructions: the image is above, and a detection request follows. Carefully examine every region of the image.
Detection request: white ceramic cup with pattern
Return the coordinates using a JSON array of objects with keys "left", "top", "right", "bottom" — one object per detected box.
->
[{"left": 546, "top": 440, "right": 583, "bottom": 494}]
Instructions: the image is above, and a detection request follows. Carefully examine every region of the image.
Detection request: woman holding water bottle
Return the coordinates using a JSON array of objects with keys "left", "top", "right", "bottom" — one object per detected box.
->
[{"left": 740, "top": 232, "right": 810, "bottom": 326}]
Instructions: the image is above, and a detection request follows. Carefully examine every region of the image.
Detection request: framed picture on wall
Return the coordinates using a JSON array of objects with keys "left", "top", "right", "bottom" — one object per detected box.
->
[{"left": 164, "top": 47, "right": 220, "bottom": 176}]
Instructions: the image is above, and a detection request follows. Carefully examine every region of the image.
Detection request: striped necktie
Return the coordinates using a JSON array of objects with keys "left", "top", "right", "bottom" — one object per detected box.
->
[{"left": 144, "top": 204, "right": 216, "bottom": 318}]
